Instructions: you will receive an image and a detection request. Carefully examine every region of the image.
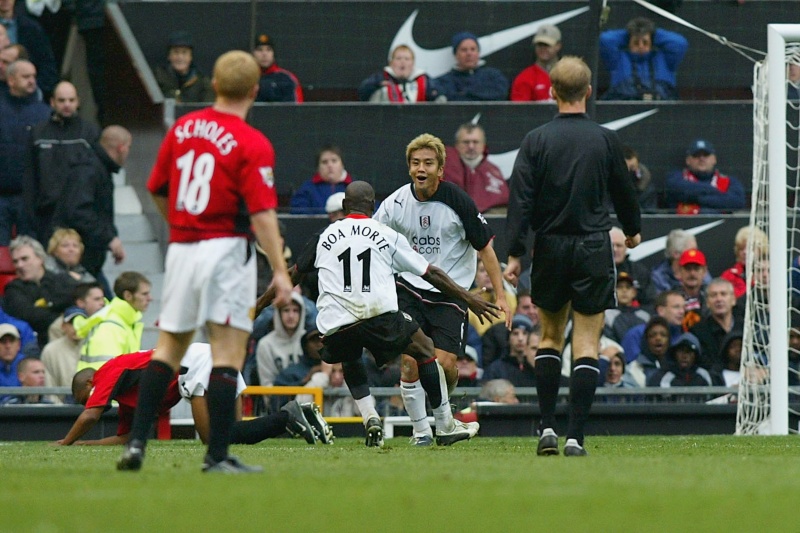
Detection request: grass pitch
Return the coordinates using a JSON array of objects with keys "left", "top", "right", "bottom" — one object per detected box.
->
[{"left": 1, "top": 435, "right": 797, "bottom": 533}]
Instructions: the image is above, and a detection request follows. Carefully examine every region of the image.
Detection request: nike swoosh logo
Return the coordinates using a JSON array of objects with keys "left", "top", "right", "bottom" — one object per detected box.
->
[
  {"left": 390, "top": 7, "right": 589, "bottom": 79},
  {"left": 626, "top": 220, "right": 723, "bottom": 262},
  {"left": 485, "top": 109, "right": 660, "bottom": 179}
]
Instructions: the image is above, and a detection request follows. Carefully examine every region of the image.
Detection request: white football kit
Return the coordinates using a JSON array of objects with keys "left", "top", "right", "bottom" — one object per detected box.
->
[
  {"left": 178, "top": 342, "right": 247, "bottom": 400},
  {"left": 295, "top": 215, "right": 430, "bottom": 335}
]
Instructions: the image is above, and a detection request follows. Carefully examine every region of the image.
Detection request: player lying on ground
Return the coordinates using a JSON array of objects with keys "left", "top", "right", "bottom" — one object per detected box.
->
[
  {"left": 56, "top": 343, "right": 332, "bottom": 446},
  {"left": 257, "top": 181, "right": 500, "bottom": 447}
]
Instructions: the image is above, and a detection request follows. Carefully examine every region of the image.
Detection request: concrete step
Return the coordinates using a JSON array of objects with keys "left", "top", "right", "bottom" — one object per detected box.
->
[
  {"left": 114, "top": 185, "right": 143, "bottom": 215},
  {"left": 115, "top": 214, "right": 155, "bottom": 242},
  {"left": 103, "top": 241, "right": 163, "bottom": 278}
]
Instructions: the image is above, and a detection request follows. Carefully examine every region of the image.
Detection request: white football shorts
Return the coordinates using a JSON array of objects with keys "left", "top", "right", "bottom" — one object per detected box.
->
[
  {"left": 158, "top": 237, "right": 256, "bottom": 333},
  {"left": 178, "top": 342, "right": 247, "bottom": 400}
]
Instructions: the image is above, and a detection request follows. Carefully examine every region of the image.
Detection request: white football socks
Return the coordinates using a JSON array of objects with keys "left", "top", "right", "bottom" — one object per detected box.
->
[
  {"left": 355, "top": 395, "right": 379, "bottom": 425},
  {"left": 401, "top": 380, "right": 432, "bottom": 437}
]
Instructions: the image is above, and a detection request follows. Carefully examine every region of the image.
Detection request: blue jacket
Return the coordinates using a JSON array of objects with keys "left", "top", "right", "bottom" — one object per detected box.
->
[
  {"left": 664, "top": 168, "right": 746, "bottom": 213},
  {"left": 0, "top": 92, "right": 50, "bottom": 194},
  {"left": 435, "top": 66, "right": 509, "bottom": 102},
  {"left": 0, "top": 351, "right": 24, "bottom": 388},
  {"left": 621, "top": 321, "right": 684, "bottom": 363},
  {"left": 599, "top": 28, "right": 688, "bottom": 100},
  {"left": 0, "top": 307, "right": 39, "bottom": 357},
  {"left": 289, "top": 172, "right": 352, "bottom": 214}
]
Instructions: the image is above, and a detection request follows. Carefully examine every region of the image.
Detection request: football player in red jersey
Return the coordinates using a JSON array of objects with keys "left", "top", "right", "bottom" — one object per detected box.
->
[{"left": 118, "top": 50, "right": 292, "bottom": 474}]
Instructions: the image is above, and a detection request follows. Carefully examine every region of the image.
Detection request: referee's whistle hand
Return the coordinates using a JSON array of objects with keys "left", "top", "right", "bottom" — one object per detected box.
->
[
  {"left": 503, "top": 257, "right": 522, "bottom": 287},
  {"left": 625, "top": 234, "right": 642, "bottom": 249}
]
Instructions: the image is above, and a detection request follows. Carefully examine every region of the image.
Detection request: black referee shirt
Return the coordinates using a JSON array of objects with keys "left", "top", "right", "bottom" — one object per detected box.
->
[{"left": 505, "top": 113, "right": 641, "bottom": 258}]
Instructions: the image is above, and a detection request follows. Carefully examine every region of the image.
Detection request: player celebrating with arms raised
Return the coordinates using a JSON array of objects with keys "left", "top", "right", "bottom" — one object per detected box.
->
[
  {"left": 504, "top": 56, "right": 641, "bottom": 456},
  {"left": 117, "top": 50, "right": 292, "bottom": 473},
  {"left": 374, "top": 134, "right": 511, "bottom": 446}
]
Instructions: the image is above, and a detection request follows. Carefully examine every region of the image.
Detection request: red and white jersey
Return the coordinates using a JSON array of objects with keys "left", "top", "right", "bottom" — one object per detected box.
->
[
  {"left": 295, "top": 214, "right": 430, "bottom": 335},
  {"left": 147, "top": 107, "right": 278, "bottom": 243}
]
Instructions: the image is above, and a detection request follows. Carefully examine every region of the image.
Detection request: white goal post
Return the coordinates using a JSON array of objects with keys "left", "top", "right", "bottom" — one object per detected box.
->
[{"left": 737, "top": 24, "right": 800, "bottom": 435}]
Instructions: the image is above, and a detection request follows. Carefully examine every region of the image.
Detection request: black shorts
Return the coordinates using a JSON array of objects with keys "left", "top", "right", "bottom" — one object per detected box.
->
[
  {"left": 396, "top": 280, "right": 467, "bottom": 355},
  {"left": 529, "top": 232, "right": 615, "bottom": 315},
  {"left": 321, "top": 311, "right": 420, "bottom": 367}
]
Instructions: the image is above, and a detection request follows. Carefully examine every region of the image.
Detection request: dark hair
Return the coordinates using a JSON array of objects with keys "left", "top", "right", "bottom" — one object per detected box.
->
[
  {"left": 655, "top": 290, "right": 683, "bottom": 309},
  {"left": 626, "top": 17, "right": 656, "bottom": 38},
  {"left": 316, "top": 144, "right": 343, "bottom": 167},
  {"left": 622, "top": 145, "right": 638, "bottom": 160},
  {"left": 72, "top": 368, "right": 95, "bottom": 398},
  {"left": 645, "top": 316, "right": 670, "bottom": 335},
  {"left": 73, "top": 281, "right": 104, "bottom": 302},
  {"left": 113, "top": 271, "right": 150, "bottom": 299}
]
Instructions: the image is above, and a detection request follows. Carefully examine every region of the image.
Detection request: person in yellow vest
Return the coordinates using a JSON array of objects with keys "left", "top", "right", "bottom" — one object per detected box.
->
[{"left": 76, "top": 272, "right": 152, "bottom": 370}]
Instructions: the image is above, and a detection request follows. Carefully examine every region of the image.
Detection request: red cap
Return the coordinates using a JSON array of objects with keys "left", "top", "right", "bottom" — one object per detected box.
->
[{"left": 679, "top": 248, "right": 707, "bottom": 267}]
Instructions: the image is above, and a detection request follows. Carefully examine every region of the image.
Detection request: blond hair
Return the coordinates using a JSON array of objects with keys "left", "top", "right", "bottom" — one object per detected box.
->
[
  {"left": 213, "top": 50, "right": 260, "bottom": 100},
  {"left": 550, "top": 56, "right": 591, "bottom": 103},
  {"left": 406, "top": 133, "right": 446, "bottom": 168},
  {"left": 47, "top": 228, "right": 84, "bottom": 255}
]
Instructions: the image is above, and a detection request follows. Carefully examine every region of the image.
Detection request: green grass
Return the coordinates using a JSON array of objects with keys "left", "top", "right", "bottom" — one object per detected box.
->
[{"left": 1, "top": 436, "right": 798, "bottom": 533}]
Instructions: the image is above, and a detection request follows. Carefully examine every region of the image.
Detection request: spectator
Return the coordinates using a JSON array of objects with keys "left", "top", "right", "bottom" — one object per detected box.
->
[
  {"left": 621, "top": 290, "right": 685, "bottom": 363},
  {"left": 0, "top": 0, "right": 57, "bottom": 99},
  {"left": 4, "top": 235, "right": 76, "bottom": 346},
  {"left": 324, "top": 192, "right": 346, "bottom": 223},
  {"left": 623, "top": 145, "right": 658, "bottom": 212},
  {"left": 597, "top": 351, "right": 639, "bottom": 404},
  {"left": 712, "top": 329, "right": 743, "bottom": 387},
  {"left": 0, "top": 306, "right": 38, "bottom": 357},
  {"left": 443, "top": 123, "right": 508, "bottom": 213},
  {"left": 256, "top": 292, "right": 306, "bottom": 387},
  {"left": 0, "top": 43, "right": 27, "bottom": 89},
  {"left": 456, "top": 378, "right": 519, "bottom": 423},
  {"left": 0, "top": 323, "right": 24, "bottom": 390},
  {"left": 29, "top": 80, "right": 100, "bottom": 244},
  {"left": 789, "top": 313, "right": 800, "bottom": 386},
  {"left": 41, "top": 305, "right": 85, "bottom": 400},
  {"left": 44, "top": 228, "right": 95, "bottom": 283},
  {"left": 456, "top": 345, "right": 482, "bottom": 387},
  {"left": 21, "top": 0, "right": 70, "bottom": 72},
  {"left": 650, "top": 229, "right": 711, "bottom": 293},
  {"left": 76, "top": 271, "right": 151, "bottom": 371},
  {"left": 604, "top": 271, "right": 650, "bottom": 344},
  {"left": 0, "top": 356, "right": 49, "bottom": 404},
  {"left": 253, "top": 33, "right": 303, "bottom": 103},
  {"left": 647, "top": 332, "right": 712, "bottom": 388},
  {"left": 50, "top": 125, "right": 129, "bottom": 289},
  {"left": 274, "top": 329, "right": 323, "bottom": 388},
  {"left": 468, "top": 257, "right": 517, "bottom": 336},
  {"left": 665, "top": 139, "right": 746, "bottom": 214},
  {"left": 626, "top": 316, "right": 671, "bottom": 387},
  {"left": 0, "top": 19, "right": 8, "bottom": 49},
  {"left": 0, "top": 59, "right": 50, "bottom": 244},
  {"left": 788, "top": 60, "right": 799, "bottom": 100},
  {"left": 358, "top": 44, "right": 443, "bottom": 103},
  {"left": 435, "top": 31, "right": 509, "bottom": 101},
  {"left": 290, "top": 144, "right": 352, "bottom": 214},
  {"left": 599, "top": 16, "right": 688, "bottom": 101},
  {"left": 483, "top": 316, "right": 537, "bottom": 387},
  {"left": 70, "top": 281, "right": 107, "bottom": 332},
  {"left": 720, "top": 226, "right": 769, "bottom": 299},
  {"left": 74, "top": 0, "right": 108, "bottom": 123},
  {"left": 154, "top": 30, "right": 214, "bottom": 103},
  {"left": 482, "top": 287, "right": 537, "bottom": 369},
  {"left": 610, "top": 226, "right": 656, "bottom": 306},
  {"left": 690, "top": 278, "right": 739, "bottom": 374},
  {"left": 510, "top": 24, "right": 560, "bottom": 102},
  {"left": 676, "top": 248, "right": 709, "bottom": 330}
]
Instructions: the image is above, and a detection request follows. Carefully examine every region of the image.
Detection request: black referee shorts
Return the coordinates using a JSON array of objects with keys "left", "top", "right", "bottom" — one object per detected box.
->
[
  {"left": 321, "top": 311, "right": 421, "bottom": 367},
  {"left": 397, "top": 281, "right": 468, "bottom": 356},
  {"left": 529, "top": 231, "right": 616, "bottom": 315}
]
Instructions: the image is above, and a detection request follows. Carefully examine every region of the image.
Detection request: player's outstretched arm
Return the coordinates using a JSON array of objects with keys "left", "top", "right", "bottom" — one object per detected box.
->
[
  {"left": 478, "top": 244, "right": 512, "bottom": 329},
  {"left": 251, "top": 210, "right": 293, "bottom": 308},
  {"left": 55, "top": 407, "right": 104, "bottom": 445},
  {"left": 254, "top": 265, "right": 304, "bottom": 317},
  {"left": 422, "top": 265, "right": 501, "bottom": 323}
]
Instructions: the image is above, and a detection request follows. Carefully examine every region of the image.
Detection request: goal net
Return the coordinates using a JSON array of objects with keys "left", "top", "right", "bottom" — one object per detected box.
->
[{"left": 736, "top": 25, "right": 800, "bottom": 435}]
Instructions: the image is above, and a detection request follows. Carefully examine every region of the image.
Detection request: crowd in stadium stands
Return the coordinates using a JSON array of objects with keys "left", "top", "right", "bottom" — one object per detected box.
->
[{"left": 1, "top": 0, "right": 800, "bottom": 418}]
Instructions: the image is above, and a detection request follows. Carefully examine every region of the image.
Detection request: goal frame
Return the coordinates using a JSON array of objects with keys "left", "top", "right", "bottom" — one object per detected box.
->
[{"left": 765, "top": 24, "right": 800, "bottom": 435}]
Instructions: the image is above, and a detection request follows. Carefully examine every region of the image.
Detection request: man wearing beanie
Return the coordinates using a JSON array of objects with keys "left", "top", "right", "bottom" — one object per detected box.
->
[
  {"left": 252, "top": 33, "right": 304, "bottom": 102},
  {"left": 435, "top": 31, "right": 509, "bottom": 101},
  {"left": 153, "top": 30, "right": 215, "bottom": 103}
]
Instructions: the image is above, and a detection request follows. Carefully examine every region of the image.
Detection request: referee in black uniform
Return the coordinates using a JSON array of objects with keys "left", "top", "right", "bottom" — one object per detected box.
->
[{"left": 503, "top": 56, "right": 641, "bottom": 456}]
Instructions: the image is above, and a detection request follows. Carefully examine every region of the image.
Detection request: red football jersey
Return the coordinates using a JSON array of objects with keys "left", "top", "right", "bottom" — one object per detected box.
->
[
  {"left": 85, "top": 350, "right": 181, "bottom": 436},
  {"left": 147, "top": 107, "right": 278, "bottom": 243}
]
